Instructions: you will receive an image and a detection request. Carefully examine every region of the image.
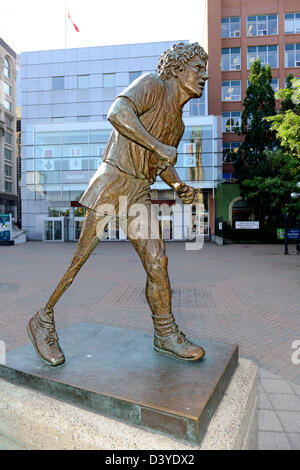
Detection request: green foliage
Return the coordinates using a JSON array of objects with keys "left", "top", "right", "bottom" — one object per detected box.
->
[
  {"left": 240, "top": 150, "right": 300, "bottom": 217},
  {"left": 267, "top": 78, "right": 300, "bottom": 160},
  {"left": 231, "top": 62, "right": 300, "bottom": 222}
]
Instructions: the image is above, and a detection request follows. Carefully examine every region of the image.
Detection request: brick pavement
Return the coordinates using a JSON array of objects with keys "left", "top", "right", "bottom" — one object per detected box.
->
[{"left": 0, "top": 240, "right": 299, "bottom": 449}]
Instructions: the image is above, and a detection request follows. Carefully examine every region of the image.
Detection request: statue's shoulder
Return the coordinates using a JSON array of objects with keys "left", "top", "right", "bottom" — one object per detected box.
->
[{"left": 132, "top": 72, "right": 164, "bottom": 90}]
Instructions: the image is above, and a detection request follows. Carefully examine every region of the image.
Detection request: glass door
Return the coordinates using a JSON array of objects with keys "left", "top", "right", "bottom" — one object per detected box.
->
[{"left": 43, "top": 217, "right": 64, "bottom": 242}]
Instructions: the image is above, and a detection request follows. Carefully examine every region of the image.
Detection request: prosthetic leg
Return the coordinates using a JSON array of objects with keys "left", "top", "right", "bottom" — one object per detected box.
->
[{"left": 27, "top": 210, "right": 107, "bottom": 366}]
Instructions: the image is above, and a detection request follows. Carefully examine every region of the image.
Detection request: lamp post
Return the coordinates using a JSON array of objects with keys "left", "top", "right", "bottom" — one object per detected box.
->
[{"left": 291, "top": 182, "right": 300, "bottom": 255}]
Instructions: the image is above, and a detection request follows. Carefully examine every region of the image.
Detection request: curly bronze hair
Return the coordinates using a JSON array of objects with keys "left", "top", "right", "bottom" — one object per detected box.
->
[{"left": 157, "top": 42, "right": 208, "bottom": 81}]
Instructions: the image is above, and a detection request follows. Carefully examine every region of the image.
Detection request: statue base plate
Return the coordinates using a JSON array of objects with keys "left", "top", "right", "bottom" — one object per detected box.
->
[{"left": 0, "top": 322, "right": 238, "bottom": 445}]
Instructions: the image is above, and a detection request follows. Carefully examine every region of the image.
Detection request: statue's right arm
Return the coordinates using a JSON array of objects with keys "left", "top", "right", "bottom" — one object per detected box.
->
[{"left": 107, "top": 97, "right": 177, "bottom": 170}]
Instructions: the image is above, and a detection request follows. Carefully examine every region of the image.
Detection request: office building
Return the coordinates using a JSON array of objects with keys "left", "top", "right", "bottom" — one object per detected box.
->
[
  {"left": 203, "top": 0, "right": 300, "bottom": 225},
  {"left": 0, "top": 38, "right": 18, "bottom": 220},
  {"left": 20, "top": 40, "right": 222, "bottom": 241}
]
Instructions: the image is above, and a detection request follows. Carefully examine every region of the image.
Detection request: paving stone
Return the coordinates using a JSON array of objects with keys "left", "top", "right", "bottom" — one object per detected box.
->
[
  {"left": 258, "top": 432, "right": 292, "bottom": 450},
  {"left": 268, "top": 394, "right": 300, "bottom": 411},
  {"left": 261, "top": 379, "right": 295, "bottom": 395},
  {"left": 258, "top": 392, "right": 273, "bottom": 410},
  {"left": 287, "top": 433, "right": 300, "bottom": 450},
  {"left": 258, "top": 410, "right": 284, "bottom": 432},
  {"left": 277, "top": 411, "right": 300, "bottom": 433}
]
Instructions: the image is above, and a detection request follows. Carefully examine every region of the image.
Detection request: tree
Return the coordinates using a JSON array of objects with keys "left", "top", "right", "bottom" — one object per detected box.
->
[
  {"left": 266, "top": 78, "right": 300, "bottom": 161},
  {"left": 232, "top": 59, "right": 278, "bottom": 222}
]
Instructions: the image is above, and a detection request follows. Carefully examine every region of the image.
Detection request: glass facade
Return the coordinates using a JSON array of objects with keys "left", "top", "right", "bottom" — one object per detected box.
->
[
  {"left": 20, "top": 41, "right": 218, "bottom": 241},
  {"left": 29, "top": 124, "right": 219, "bottom": 202}
]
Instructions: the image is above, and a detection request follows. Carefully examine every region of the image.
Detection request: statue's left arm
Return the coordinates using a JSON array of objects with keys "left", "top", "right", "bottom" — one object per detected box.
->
[{"left": 160, "top": 167, "right": 196, "bottom": 204}]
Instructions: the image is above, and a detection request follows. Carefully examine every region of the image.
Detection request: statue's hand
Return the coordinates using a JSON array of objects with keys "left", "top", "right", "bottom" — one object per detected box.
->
[
  {"left": 173, "top": 182, "right": 196, "bottom": 204},
  {"left": 154, "top": 144, "right": 177, "bottom": 171}
]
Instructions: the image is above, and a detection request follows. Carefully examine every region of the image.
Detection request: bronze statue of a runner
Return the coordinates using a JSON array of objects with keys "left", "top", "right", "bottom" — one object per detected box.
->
[{"left": 27, "top": 42, "right": 209, "bottom": 366}]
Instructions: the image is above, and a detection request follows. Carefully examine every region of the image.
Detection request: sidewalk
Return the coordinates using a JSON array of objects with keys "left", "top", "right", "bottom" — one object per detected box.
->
[{"left": 0, "top": 241, "right": 299, "bottom": 449}]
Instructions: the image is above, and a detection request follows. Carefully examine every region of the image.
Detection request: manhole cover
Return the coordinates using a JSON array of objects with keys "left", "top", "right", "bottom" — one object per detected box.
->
[{"left": 0, "top": 283, "right": 20, "bottom": 293}]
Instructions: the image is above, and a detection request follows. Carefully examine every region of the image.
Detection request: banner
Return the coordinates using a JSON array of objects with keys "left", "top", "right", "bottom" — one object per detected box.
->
[{"left": 0, "top": 214, "right": 12, "bottom": 241}]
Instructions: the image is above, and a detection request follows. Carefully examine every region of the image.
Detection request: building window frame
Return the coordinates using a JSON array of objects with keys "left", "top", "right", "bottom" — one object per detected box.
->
[
  {"left": 285, "top": 13, "right": 300, "bottom": 34},
  {"left": 221, "top": 17, "right": 241, "bottom": 38},
  {"left": 5, "top": 164, "right": 13, "bottom": 177},
  {"left": 247, "top": 45, "right": 278, "bottom": 69},
  {"left": 103, "top": 73, "right": 116, "bottom": 87},
  {"left": 52, "top": 76, "right": 65, "bottom": 91},
  {"left": 4, "top": 56, "right": 11, "bottom": 80},
  {"left": 247, "top": 14, "right": 278, "bottom": 37},
  {"left": 77, "top": 74, "right": 90, "bottom": 89},
  {"left": 222, "top": 142, "right": 241, "bottom": 163},
  {"left": 285, "top": 44, "right": 300, "bottom": 68},
  {"left": 222, "top": 111, "right": 241, "bottom": 133},
  {"left": 221, "top": 47, "right": 241, "bottom": 71},
  {"left": 222, "top": 80, "right": 241, "bottom": 102}
]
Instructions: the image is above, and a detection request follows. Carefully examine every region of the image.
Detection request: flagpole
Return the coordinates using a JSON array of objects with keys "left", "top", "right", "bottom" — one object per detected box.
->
[{"left": 64, "top": 0, "right": 67, "bottom": 48}]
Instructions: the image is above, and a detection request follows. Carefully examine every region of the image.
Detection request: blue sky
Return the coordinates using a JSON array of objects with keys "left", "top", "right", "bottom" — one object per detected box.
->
[{"left": 1, "top": 0, "right": 206, "bottom": 53}]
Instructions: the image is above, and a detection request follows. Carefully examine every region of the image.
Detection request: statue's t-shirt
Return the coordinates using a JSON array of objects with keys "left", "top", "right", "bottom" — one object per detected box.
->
[
  {"left": 79, "top": 73, "right": 184, "bottom": 212},
  {"left": 103, "top": 72, "right": 185, "bottom": 184}
]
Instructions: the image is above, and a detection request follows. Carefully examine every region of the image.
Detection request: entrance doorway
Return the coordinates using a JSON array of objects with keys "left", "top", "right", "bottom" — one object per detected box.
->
[{"left": 43, "top": 217, "right": 68, "bottom": 242}]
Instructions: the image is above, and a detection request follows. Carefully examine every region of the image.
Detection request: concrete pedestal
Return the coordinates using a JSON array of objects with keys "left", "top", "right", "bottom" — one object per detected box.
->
[{"left": 0, "top": 323, "right": 258, "bottom": 450}]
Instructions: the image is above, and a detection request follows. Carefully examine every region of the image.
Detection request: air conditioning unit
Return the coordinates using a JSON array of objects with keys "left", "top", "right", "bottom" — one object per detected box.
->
[
  {"left": 230, "top": 31, "right": 240, "bottom": 37},
  {"left": 231, "top": 64, "right": 241, "bottom": 70},
  {"left": 258, "top": 30, "right": 267, "bottom": 35},
  {"left": 296, "top": 61, "right": 300, "bottom": 67}
]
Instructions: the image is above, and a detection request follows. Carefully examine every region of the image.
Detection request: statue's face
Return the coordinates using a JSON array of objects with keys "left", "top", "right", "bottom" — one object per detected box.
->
[{"left": 177, "top": 57, "right": 208, "bottom": 99}]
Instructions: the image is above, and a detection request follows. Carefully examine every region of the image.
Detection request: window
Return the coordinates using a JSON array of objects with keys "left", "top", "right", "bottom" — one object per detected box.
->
[
  {"left": 52, "top": 76, "right": 64, "bottom": 90},
  {"left": 3, "top": 81, "right": 11, "bottom": 96},
  {"left": 223, "top": 142, "right": 240, "bottom": 162},
  {"left": 4, "top": 132, "right": 12, "bottom": 145},
  {"left": 271, "top": 78, "right": 279, "bottom": 94},
  {"left": 77, "top": 75, "right": 90, "bottom": 88},
  {"left": 4, "top": 99, "right": 12, "bottom": 111},
  {"left": 285, "top": 44, "right": 300, "bottom": 67},
  {"left": 222, "top": 111, "right": 241, "bottom": 133},
  {"left": 247, "top": 45, "right": 278, "bottom": 69},
  {"left": 222, "top": 48, "right": 241, "bottom": 71},
  {"left": 5, "top": 165, "right": 12, "bottom": 177},
  {"left": 129, "top": 71, "right": 141, "bottom": 83},
  {"left": 5, "top": 181, "right": 13, "bottom": 193},
  {"left": 4, "top": 148, "right": 12, "bottom": 160},
  {"left": 77, "top": 115, "right": 90, "bottom": 121},
  {"left": 285, "top": 13, "right": 300, "bottom": 34},
  {"left": 190, "top": 88, "right": 206, "bottom": 116},
  {"left": 221, "top": 17, "right": 240, "bottom": 38},
  {"left": 103, "top": 73, "right": 115, "bottom": 87},
  {"left": 222, "top": 80, "right": 241, "bottom": 101},
  {"left": 223, "top": 172, "right": 235, "bottom": 181},
  {"left": 4, "top": 57, "right": 11, "bottom": 79},
  {"left": 5, "top": 115, "right": 13, "bottom": 129},
  {"left": 247, "top": 14, "right": 278, "bottom": 36}
]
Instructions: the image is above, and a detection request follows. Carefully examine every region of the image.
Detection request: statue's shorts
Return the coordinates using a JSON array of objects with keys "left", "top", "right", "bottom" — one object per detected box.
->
[{"left": 79, "top": 162, "right": 161, "bottom": 241}]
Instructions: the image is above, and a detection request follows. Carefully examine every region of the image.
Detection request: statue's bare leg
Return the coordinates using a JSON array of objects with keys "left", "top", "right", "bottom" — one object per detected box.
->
[
  {"left": 28, "top": 209, "right": 109, "bottom": 366},
  {"left": 119, "top": 207, "right": 205, "bottom": 361}
]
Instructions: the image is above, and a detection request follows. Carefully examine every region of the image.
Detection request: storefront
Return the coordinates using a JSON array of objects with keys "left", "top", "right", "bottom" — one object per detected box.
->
[{"left": 22, "top": 117, "right": 221, "bottom": 241}]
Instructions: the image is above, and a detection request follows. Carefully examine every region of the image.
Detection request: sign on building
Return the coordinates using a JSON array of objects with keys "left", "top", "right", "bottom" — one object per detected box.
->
[
  {"left": 235, "top": 221, "right": 259, "bottom": 229},
  {"left": 0, "top": 214, "right": 12, "bottom": 241}
]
